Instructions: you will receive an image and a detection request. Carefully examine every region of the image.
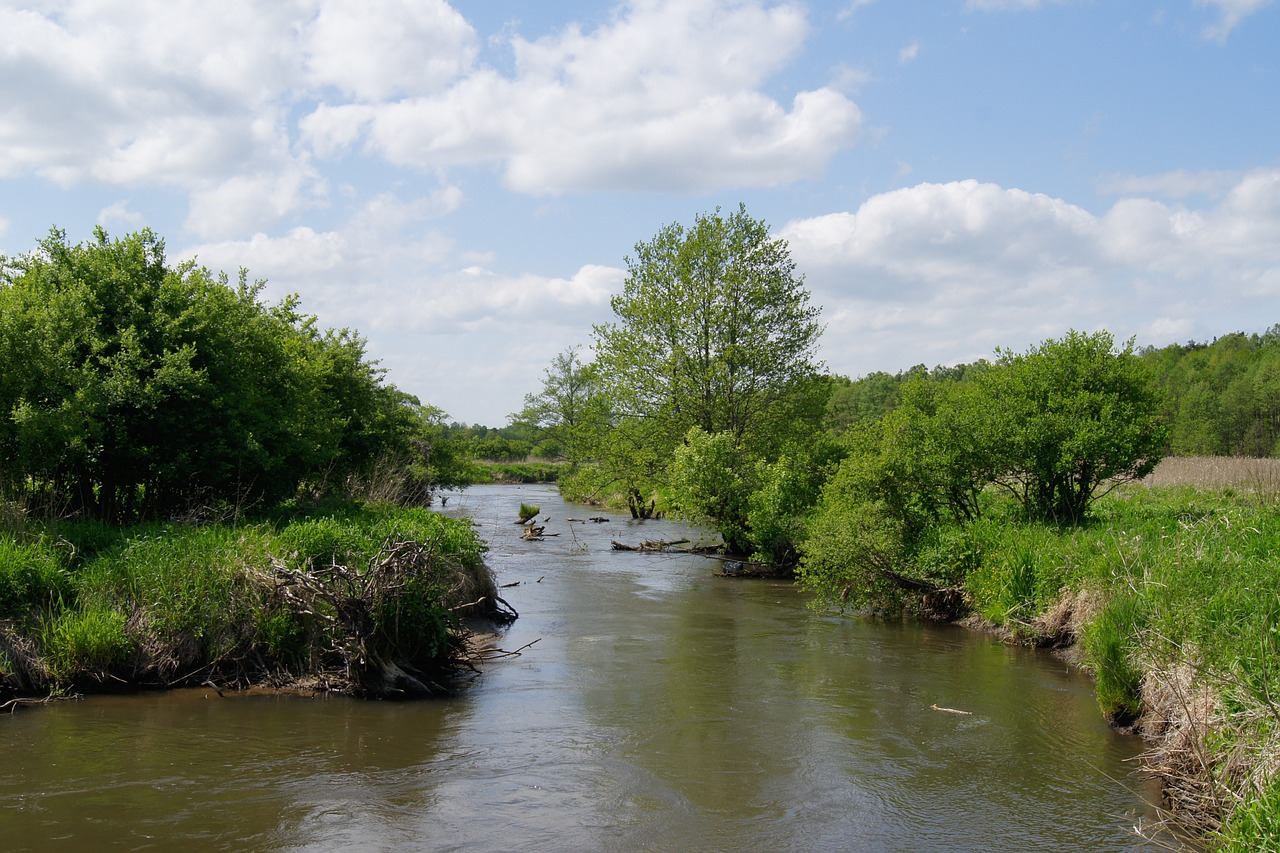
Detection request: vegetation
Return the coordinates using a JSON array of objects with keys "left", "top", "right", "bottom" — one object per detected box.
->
[
  {"left": 0, "top": 226, "right": 510, "bottom": 702},
  {"left": 517, "top": 204, "right": 828, "bottom": 554},
  {"left": 1, "top": 503, "right": 506, "bottom": 698},
  {"left": 507, "top": 204, "right": 1280, "bottom": 846},
  {"left": 6, "top": 213, "right": 1280, "bottom": 847},
  {"left": 0, "top": 227, "right": 472, "bottom": 519}
]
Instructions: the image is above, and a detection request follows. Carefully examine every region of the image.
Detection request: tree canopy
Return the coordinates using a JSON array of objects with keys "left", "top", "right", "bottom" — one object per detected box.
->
[
  {"left": 0, "top": 227, "right": 428, "bottom": 520},
  {"left": 593, "top": 203, "right": 825, "bottom": 458}
]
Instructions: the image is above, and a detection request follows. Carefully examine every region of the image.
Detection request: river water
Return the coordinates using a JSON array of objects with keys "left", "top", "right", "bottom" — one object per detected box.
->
[{"left": 1, "top": 484, "right": 1177, "bottom": 851}]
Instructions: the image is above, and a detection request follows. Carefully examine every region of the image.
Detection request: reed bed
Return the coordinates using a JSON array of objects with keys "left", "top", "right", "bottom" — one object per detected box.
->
[{"left": 1142, "top": 456, "right": 1280, "bottom": 497}]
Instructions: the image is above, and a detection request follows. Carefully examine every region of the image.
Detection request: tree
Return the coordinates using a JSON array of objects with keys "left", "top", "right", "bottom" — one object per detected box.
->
[
  {"left": 593, "top": 203, "right": 825, "bottom": 460},
  {"left": 513, "top": 346, "right": 608, "bottom": 463},
  {"left": 0, "top": 227, "right": 419, "bottom": 520},
  {"left": 986, "top": 330, "right": 1168, "bottom": 523}
]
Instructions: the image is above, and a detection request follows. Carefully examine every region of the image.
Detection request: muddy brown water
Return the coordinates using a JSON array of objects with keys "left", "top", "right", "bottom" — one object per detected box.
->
[{"left": 1, "top": 484, "right": 1179, "bottom": 851}]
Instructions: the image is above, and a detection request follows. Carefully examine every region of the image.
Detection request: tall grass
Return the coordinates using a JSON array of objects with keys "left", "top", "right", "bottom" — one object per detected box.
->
[
  {"left": 963, "top": 483, "right": 1280, "bottom": 846},
  {"left": 0, "top": 536, "right": 70, "bottom": 618},
  {"left": 1, "top": 502, "right": 497, "bottom": 697}
]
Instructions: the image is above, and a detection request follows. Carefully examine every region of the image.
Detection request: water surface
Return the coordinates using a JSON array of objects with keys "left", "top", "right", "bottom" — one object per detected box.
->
[{"left": 1, "top": 484, "right": 1172, "bottom": 851}]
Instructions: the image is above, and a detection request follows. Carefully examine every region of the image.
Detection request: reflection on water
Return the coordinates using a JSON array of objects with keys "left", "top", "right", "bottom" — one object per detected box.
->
[{"left": 1, "top": 484, "right": 1175, "bottom": 851}]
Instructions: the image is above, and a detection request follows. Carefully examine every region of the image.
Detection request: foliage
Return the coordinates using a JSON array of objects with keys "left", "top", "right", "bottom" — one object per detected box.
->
[
  {"left": 743, "top": 438, "right": 845, "bottom": 565},
  {"left": 1218, "top": 776, "right": 1280, "bottom": 851},
  {"left": 512, "top": 346, "right": 610, "bottom": 463},
  {"left": 1142, "top": 325, "right": 1280, "bottom": 458},
  {"left": 594, "top": 203, "right": 824, "bottom": 459},
  {"left": 987, "top": 330, "right": 1168, "bottom": 523},
  {"left": 1, "top": 502, "right": 492, "bottom": 696},
  {"left": 670, "top": 428, "right": 754, "bottom": 553},
  {"left": 39, "top": 604, "right": 134, "bottom": 682},
  {"left": 582, "top": 204, "right": 828, "bottom": 541},
  {"left": 796, "top": 495, "right": 910, "bottom": 612},
  {"left": 0, "top": 227, "right": 422, "bottom": 520}
]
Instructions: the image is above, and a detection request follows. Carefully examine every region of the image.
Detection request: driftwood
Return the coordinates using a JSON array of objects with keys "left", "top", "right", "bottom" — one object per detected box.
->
[
  {"left": 610, "top": 538, "right": 690, "bottom": 552},
  {"left": 930, "top": 704, "right": 973, "bottom": 715}
]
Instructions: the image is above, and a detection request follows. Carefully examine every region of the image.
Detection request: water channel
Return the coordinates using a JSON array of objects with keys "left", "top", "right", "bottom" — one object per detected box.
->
[{"left": 2, "top": 484, "right": 1177, "bottom": 851}]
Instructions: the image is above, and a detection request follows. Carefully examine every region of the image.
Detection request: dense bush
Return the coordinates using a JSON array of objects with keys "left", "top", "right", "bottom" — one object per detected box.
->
[{"left": 0, "top": 227, "right": 432, "bottom": 521}]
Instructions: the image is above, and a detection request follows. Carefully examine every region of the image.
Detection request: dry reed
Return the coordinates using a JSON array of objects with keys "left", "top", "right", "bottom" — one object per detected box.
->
[{"left": 1142, "top": 456, "right": 1280, "bottom": 498}]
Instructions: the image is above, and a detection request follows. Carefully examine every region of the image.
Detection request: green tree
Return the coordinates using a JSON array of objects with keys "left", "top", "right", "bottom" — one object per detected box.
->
[
  {"left": 593, "top": 203, "right": 824, "bottom": 458},
  {"left": 0, "top": 227, "right": 418, "bottom": 520},
  {"left": 987, "top": 330, "right": 1168, "bottom": 523},
  {"left": 590, "top": 204, "right": 826, "bottom": 534},
  {"left": 513, "top": 346, "right": 608, "bottom": 463}
]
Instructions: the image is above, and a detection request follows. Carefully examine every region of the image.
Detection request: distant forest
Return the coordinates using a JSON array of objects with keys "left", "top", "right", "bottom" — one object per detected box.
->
[{"left": 826, "top": 326, "right": 1280, "bottom": 459}]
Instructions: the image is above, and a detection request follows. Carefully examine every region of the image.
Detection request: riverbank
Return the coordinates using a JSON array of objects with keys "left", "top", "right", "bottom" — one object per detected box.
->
[
  {"left": 0, "top": 501, "right": 512, "bottom": 703},
  {"left": 952, "top": 476, "right": 1280, "bottom": 850}
]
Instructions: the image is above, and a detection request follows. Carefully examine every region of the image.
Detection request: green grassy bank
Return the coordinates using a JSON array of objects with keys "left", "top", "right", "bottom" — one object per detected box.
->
[
  {"left": 0, "top": 501, "right": 509, "bottom": 702},
  {"left": 941, "top": 479, "right": 1280, "bottom": 849}
]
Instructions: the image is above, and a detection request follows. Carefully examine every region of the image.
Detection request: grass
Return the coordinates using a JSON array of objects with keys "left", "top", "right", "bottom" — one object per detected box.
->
[
  {"left": 0, "top": 501, "right": 500, "bottom": 699},
  {"left": 472, "top": 461, "right": 564, "bottom": 484},
  {"left": 957, "top": 463, "right": 1280, "bottom": 848}
]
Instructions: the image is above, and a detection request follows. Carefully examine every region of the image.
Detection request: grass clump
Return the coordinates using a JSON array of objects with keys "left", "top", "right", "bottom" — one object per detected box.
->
[
  {"left": 0, "top": 536, "right": 70, "bottom": 618},
  {"left": 39, "top": 605, "right": 133, "bottom": 683},
  {"left": 1, "top": 501, "right": 505, "bottom": 700}
]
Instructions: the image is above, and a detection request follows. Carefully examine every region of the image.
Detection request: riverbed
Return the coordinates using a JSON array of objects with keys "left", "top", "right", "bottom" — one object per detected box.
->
[{"left": 1, "top": 484, "right": 1176, "bottom": 851}]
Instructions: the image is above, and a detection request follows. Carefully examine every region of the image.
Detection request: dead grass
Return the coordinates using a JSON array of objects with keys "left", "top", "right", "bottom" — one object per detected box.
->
[
  {"left": 1136, "top": 653, "right": 1280, "bottom": 842},
  {"left": 1143, "top": 456, "right": 1280, "bottom": 499}
]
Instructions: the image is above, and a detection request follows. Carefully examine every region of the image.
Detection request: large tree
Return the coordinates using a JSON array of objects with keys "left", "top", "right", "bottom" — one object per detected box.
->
[
  {"left": 591, "top": 204, "right": 826, "bottom": 532},
  {"left": 593, "top": 203, "right": 824, "bottom": 459}
]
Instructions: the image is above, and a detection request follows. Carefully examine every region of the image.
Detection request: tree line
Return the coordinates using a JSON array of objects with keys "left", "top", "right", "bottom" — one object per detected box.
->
[{"left": 512, "top": 203, "right": 1268, "bottom": 608}]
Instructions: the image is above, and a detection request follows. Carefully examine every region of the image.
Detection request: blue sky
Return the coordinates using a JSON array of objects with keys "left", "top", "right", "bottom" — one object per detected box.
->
[{"left": 1, "top": 0, "right": 1277, "bottom": 425}]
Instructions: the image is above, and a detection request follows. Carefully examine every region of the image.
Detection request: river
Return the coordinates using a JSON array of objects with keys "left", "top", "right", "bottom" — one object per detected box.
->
[{"left": 1, "top": 484, "right": 1178, "bottom": 851}]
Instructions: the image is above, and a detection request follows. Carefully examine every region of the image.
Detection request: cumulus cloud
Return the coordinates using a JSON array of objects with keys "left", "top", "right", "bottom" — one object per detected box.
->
[
  {"left": 304, "top": 0, "right": 477, "bottom": 101},
  {"left": 779, "top": 169, "right": 1280, "bottom": 376},
  {"left": 179, "top": 202, "right": 622, "bottom": 422},
  {"left": 96, "top": 201, "right": 146, "bottom": 230},
  {"left": 1, "top": 0, "right": 860, "bottom": 239},
  {"left": 319, "top": 0, "right": 861, "bottom": 193},
  {"left": 898, "top": 40, "right": 920, "bottom": 64}
]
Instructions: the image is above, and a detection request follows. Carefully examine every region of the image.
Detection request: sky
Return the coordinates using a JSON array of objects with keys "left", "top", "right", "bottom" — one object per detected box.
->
[{"left": 1, "top": 0, "right": 1278, "bottom": 426}]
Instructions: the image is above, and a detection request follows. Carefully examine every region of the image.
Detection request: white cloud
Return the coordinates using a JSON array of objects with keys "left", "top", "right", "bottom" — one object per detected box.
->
[
  {"left": 1196, "top": 0, "right": 1275, "bottom": 41},
  {"left": 309, "top": 0, "right": 862, "bottom": 193},
  {"left": 837, "top": 0, "right": 875, "bottom": 20},
  {"left": 178, "top": 201, "right": 623, "bottom": 422},
  {"left": 304, "top": 0, "right": 477, "bottom": 101},
  {"left": 1, "top": 0, "right": 860, "bottom": 239},
  {"left": 898, "top": 40, "right": 920, "bottom": 64},
  {"left": 97, "top": 201, "right": 146, "bottom": 230},
  {"left": 779, "top": 169, "right": 1280, "bottom": 376}
]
